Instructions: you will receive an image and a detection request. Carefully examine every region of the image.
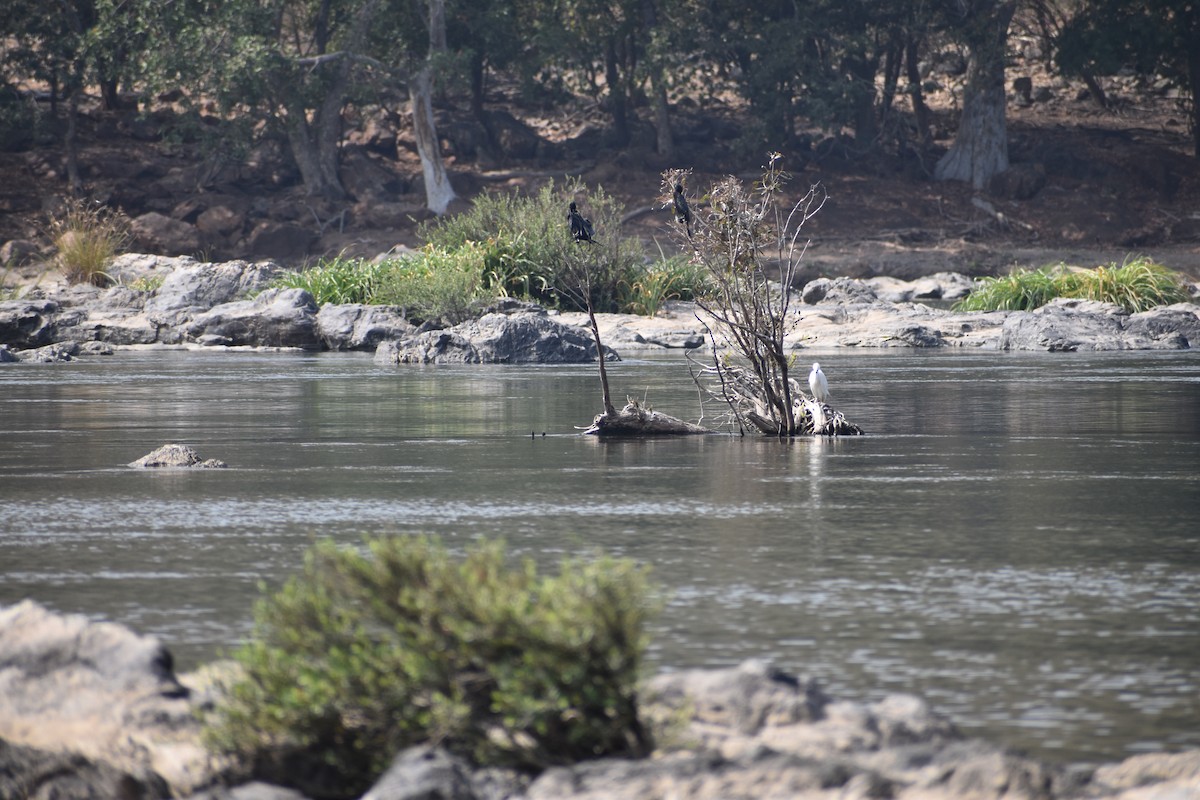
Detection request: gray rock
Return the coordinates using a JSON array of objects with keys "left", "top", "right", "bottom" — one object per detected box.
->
[
  {"left": 999, "top": 298, "right": 1134, "bottom": 351},
  {"left": 0, "top": 343, "right": 16, "bottom": 362},
  {"left": 146, "top": 259, "right": 282, "bottom": 329},
  {"left": 0, "top": 600, "right": 215, "bottom": 796},
  {"left": 182, "top": 781, "right": 312, "bottom": 800},
  {"left": 131, "top": 211, "right": 202, "bottom": 256},
  {"left": 196, "top": 205, "right": 246, "bottom": 238},
  {"left": 0, "top": 238, "right": 41, "bottom": 266},
  {"left": 645, "top": 659, "right": 830, "bottom": 736},
  {"left": 106, "top": 252, "right": 196, "bottom": 286},
  {"left": 801, "top": 276, "right": 880, "bottom": 305},
  {"left": 0, "top": 298, "right": 63, "bottom": 348},
  {"left": 186, "top": 287, "right": 321, "bottom": 349},
  {"left": 360, "top": 746, "right": 477, "bottom": 800},
  {"left": 375, "top": 311, "right": 618, "bottom": 364},
  {"left": 129, "top": 443, "right": 228, "bottom": 468},
  {"left": 0, "top": 737, "right": 170, "bottom": 800},
  {"left": 317, "top": 303, "right": 415, "bottom": 351},
  {"left": 15, "top": 340, "right": 81, "bottom": 362},
  {"left": 1124, "top": 303, "right": 1200, "bottom": 347}
]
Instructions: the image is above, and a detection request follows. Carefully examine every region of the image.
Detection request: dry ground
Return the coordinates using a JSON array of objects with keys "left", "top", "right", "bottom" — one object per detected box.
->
[{"left": 3, "top": 53, "right": 1200, "bottom": 291}]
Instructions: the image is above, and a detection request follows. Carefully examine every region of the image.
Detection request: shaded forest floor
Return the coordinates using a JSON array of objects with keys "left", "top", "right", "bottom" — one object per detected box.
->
[{"left": 3, "top": 52, "right": 1200, "bottom": 290}]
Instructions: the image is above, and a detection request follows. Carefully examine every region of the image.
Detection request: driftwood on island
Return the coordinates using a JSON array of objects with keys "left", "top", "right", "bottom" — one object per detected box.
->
[{"left": 583, "top": 398, "right": 712, "bottom": 437}]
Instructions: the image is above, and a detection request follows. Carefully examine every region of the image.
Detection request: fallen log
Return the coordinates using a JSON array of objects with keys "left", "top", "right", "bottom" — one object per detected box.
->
[{"left": 582, "top": 399, "right": 712, "bottom": 437}]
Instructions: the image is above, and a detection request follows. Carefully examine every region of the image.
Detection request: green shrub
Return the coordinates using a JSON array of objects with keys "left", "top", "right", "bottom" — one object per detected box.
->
[
  {"left": 205, "top": 535, "right": 656, "bottom": 799},
  {"left": 372, "top": 244, "right": 489, "bottom": 324},
  {"left": 49, "top": 198, "right": 130, "bottom": 286},
  {"left": 420, "top": 178, "right": 645, "bottom": 313},
  {"left": 954, "top": 257, "right": 1192, "bottom": 313}
]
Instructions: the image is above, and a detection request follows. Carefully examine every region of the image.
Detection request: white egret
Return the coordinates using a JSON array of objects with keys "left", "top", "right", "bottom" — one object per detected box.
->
[{"left": 808, "top": 362, "right": 831, "bottom": 404}]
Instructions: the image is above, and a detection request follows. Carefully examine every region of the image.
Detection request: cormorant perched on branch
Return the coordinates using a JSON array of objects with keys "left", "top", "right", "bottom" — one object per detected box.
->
[
  {"left": 673, "top": 183, "right": 692, "bottom": 238},
  {"left": 568, "top": 201, "right": 596, "bottom": 244}
]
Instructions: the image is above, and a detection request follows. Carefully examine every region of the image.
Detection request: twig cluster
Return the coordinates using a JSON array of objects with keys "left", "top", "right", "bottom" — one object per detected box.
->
[{"left": 666, "top": 155, "right": 860, "bottom": 436}]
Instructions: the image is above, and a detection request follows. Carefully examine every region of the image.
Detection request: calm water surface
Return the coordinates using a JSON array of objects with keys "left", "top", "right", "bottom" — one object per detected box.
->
[{"left": 2, "top": 347, "right": 1199, "bottom": 764}]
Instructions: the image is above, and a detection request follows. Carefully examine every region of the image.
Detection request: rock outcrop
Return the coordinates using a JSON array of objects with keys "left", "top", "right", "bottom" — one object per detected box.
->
[
  {"left": 3, "top": 603, "right": 1200, "bottom": 800},
  {"left": 0, "top": 600, "right": 221, "bottom": 797},
  {"left": 1, "top": 258, "right": 1198, "bottom": 358},
  {"left": 373, "top": 310, "right": 617, "bottom": 364}
]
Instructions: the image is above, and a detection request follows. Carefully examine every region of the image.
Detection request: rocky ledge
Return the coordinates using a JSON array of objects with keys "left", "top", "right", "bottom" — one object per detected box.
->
[
  {"left": 2, "top": 256, "right": 1199, "bottom": 363},
  {"left": 1, "top": 600, "right": 1197, "bottom": 800}
]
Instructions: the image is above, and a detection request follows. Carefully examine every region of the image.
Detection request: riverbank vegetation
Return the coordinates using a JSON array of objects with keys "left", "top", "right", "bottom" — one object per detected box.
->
[
  {"left": 955, "top": 257, "right": 1191, "bottom": 313},
  {"left": 48, "top": 198, "right": 129, "bottom": 287},
  {"left": 204, "top": 535, "right": 656, "bottom": 799},
  {"left": 272, "top": 179, "right": 712, "bottom": 321}
]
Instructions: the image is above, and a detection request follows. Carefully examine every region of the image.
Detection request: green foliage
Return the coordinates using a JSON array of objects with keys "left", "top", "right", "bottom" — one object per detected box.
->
[
  {"left": 273, "top": 256, "right": 387, "bottom": 305},
  {"left": 420, "top": 178, "right": 645, "bottom": 313},
  {"left": 205, "top": 535, "right": 656, "bottom": 799},
  {"left": 371, "top": 244, "right": 489, "bottom": 324},
  {"left": 618, "top": 252, "right": 712, "bottom": 316},
  {"left": 273, "top": 247, "right": 489, "bottom": 324},
  {"left": 954, "top": 265, "right": 1062, "bottom": 312},
  {"left": 48, "top": 198, "right": 130, "bottom": 286},
  {"left": 954, "top": 257, "right": 1192, "bottom": 313}
]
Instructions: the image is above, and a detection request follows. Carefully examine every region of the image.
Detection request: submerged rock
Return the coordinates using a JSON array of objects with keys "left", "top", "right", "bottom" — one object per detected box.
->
[{"left": 129, "top": 443, "right": 227, "bottom": 468}]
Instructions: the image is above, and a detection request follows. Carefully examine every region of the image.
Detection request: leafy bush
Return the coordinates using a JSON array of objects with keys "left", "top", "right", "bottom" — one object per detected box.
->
[
  {"left": 954, "top": 257, "right": 1192, "bottom": 313},
  {"left": 372, "top": 244, "right": 489, "bottom": 324},
  {"left": 205, "top": 535, "right": 656, "bottom": 799},
  {"left": 420, "top": 178, "right": 646, "bottom": 313},
  {"left": 49, "top": 198, "right": 130, "bottom": 286}
]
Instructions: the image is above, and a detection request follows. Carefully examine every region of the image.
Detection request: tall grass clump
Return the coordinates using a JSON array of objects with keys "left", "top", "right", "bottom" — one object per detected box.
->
[
  {"left": 420, "top": 177, "right": 645, "bottom": 313},
  {"left": 619, "top": 251, "right": 713, "bottom": 316},
  {"left": 1065, "top": 257, "right": 1192, "bottom": 312},
  {"left": 272, "top": 255, "right": 387, "bottom": 305},
  {"left": 954, "top": 257, "right": 1191, "bottom": 313},
  {"left": 49, "top": 198, "right": 130, "bottom": 286},
  {"left": 954, "top": 266, "right": 1062, "bottom": 311},
  {"left": 204, "top": 535, "right": 656, "bottom": 800}
]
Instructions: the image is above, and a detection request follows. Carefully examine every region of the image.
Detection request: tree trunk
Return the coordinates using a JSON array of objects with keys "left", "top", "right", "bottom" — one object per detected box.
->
[
  {"left": 649, "top": 69, "right": 674, "bottom": 158},
  {"left": 604, "top": 39, "right": 630, "bottom": 147},
  {"left": 586, "top": 297, "right": 616, "bottom": 417},
  {"left": 1190, "top": 42, "right": 1200, "bottom": 158},
  {"left": 905, "top": 38, "right": 931, "bottom": 144},
  {"left": 65, "top": 88, "right": 81, "bottom": 195},
  {"left": 934, "top": 0, "right": 1017, "bottom": 189},
  {"left": 285, "top": 107, "right": 346, "bottom": 200},
  {"left": 843, "top": 53, "right": 879, "bottom": 149},
  {"left": 409, "top": 0, "right": 456, "bottom": 215},
  {"left": 641, "top": 0, "right": 673, "bottom": 158},
  {"left": 411, "top": 68, "right": 456, "bottom": 215}
]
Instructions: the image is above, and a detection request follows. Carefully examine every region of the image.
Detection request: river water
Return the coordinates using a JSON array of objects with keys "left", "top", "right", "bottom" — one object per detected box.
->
[{"left": 2, "top": 347, "right": 1199, "bottom": 764}]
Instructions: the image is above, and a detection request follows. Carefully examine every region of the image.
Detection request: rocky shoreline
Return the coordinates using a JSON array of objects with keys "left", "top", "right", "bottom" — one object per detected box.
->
[
  {"left": 2, "top": 600, "right": 1198, "bottom": 800},
  {"left": 2, "top": 255, "right": 1199, "bottom": 364}
]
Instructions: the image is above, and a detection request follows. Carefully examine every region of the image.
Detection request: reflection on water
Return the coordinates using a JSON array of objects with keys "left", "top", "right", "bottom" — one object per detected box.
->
[{"left": 2, "top": 348, "right": 1199, "bottom": 764}]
